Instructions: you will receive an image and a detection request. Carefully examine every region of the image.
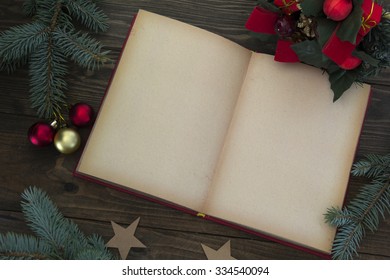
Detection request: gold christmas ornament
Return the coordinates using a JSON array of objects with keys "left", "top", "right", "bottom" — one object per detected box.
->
[{"left": 53, "top": 127, "right": 81, "bottom": 154}]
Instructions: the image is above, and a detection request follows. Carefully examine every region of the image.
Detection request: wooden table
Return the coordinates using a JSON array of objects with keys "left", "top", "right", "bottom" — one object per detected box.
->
[{"left": 0, "top": 0, "right": 389, "bottom": 260}]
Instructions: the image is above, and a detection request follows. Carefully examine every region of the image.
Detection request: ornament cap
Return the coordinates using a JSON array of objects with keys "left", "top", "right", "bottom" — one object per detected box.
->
[{"left": 50, "top": 120, "right": 58, "bottom": 129}]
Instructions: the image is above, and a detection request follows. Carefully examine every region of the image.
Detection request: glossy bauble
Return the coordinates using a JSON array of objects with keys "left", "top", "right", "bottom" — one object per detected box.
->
[
  {"left": 274, "top": 15, "right": 296, "bottom": 38},
  {"left": 53, "top": 127, "right": 81, "bottom": 154},
  {"left": 28, "top": 122, "right": 55, "bottom": 146},
  {"left": 323, "top": 0, "right": 353, "bottom": 21},
  {"left": 69, "top": 103, "right": 94, "bottom": 127}
]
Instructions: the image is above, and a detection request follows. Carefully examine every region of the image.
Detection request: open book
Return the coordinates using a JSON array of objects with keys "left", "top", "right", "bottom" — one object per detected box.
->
[{"left": 75, "top": 10, "right": 371, "bottom": 257}]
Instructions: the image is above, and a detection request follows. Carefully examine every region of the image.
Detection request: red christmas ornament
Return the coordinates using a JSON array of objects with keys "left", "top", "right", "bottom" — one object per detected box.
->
[
  {"left": 69, "top": 103, "right": 94, "bottom": 127},
  {"left": 323, "top": 0, "right": 353, "bottom": 21},
  {"left": 28, "top": 122, "right": 55, "bottom": 146}
]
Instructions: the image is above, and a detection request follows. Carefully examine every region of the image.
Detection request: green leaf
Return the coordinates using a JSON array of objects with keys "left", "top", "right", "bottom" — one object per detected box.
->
[
  {"left": 328, "top": 69, "right": 357, "bottom": 101},
  {"left": 336, "top": 5, "right": 363, "bottom": 44},
  {"left": 300, "top": 0, "right": 325, "bottom": 16},
  {"left": 316, "top": 18, "right": 338, "bottom": 47},
  {"left": 249, "top": 31, "right": 278, "bottom": 43},
  {"left": 291, "top": 40, "right": 330, "bottom": 68},
  {"left": 353, "top": 0, "right": 364, "bottom": 6},
  {"left": 353, "top": 50, "right": 380, "bottom": 67},
  {"left": 257, "top": 0, "right": 280, "bottom": 13}
]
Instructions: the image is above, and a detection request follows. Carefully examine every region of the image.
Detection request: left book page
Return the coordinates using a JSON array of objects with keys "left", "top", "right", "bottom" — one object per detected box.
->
[{"left": 75, "top": 10, "right": 252, "bottom": 210}]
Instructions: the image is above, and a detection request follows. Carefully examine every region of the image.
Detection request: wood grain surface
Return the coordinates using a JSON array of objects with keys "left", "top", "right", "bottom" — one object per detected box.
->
[{"left": 0, "top": 0, "right": 389, "bottom": 260}]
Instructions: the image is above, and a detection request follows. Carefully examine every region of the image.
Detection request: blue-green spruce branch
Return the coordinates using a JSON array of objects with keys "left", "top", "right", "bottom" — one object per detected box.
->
[
  {"left": 0, "top": 186, "right": 116, "bottom": 259},
  {"left": 0, "top": 0, "right": 110, "bottom": 119},
  {"left": 325, "top": 154, "right": 390, "bottom": 260}
]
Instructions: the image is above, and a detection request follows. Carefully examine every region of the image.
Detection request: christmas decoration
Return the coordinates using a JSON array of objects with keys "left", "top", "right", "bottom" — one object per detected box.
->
[
  {"left": 247, "top": 0, "right": 390, "bottom": 101},
  {"left": 0, "top": 0, "right": 110, "bottom": 119},
  {"left": 28, "top": 102, "right": 94, "bottom": 154},
  {"left": 274, "top": 15, "right": 296, "bottom": 37},
  {"left": 274, "top": 0, "right": 301, "bottom": 15},
  {"left": 323, "top": 0, "right": 353, "bottom": 21},
  {"left": 69, "top": 103, "right": 94, "bottom": 127},
  {"left": 0, "top": 187, "right": 116, "bottom": 259},
  {"left": 106, "top": 218, "right": 146, "bottom": 260},
  {"left": 325, "top": 154, "right": 390, "bottom": 260},
  {"left": 201, "top": 240, "right": 236, "bottom": 260},
  {"left": 27, "top": 122, "right": 55, "bottom": 146},
  {"left": 53, "top": 127, "right": 81, "bottom": 154}
]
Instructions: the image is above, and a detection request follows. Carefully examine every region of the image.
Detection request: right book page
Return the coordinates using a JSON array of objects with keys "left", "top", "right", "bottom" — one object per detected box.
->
[{"left": 203, "top": 53, "right": 371, "bottom": 254}]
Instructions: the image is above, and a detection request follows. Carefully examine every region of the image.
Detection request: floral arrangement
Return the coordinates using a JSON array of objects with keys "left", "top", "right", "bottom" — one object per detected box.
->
[{"left": 246, "top": 0, "right": 390, "bottom": 100}]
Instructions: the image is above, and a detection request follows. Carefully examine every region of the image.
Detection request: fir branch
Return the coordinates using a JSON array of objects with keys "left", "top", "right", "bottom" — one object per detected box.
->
[
  {"left": 0, "top": 0, "right": 110, "bottom": 119},
  {"left": 29, "top": 37, "right": 67, "bottom": 119},
  {"left": 23, "top": 0, "right": 77, "bottom": 27},
  {"left": 23, "top": 0, "right": 39, "bottom": 16},
  {"left": 33, "top": 0, "right": 74, "bottom": 31},
  {"left": 324, "top": 207, "right": 356, "bottom": 227},
  {"left": 0, "top": 232, "right": 50, "bottom": 260},
  {"left": 0, "top": 55, "right": 29, "bottom": 73},
  {"left": 20, "top": 186, "right": 93, "bottom": 259},
  {"left": 351, "top": 154, "right": 390, "bottom": 178},
  {"left": 21, "top": 186, "right": 79, "bottom": 258},
  {"left": 75, "top": 235, "right": 116, "bottom": 260},
  {"left": 25, "top": 1, "right": 61, "bottom": 28},
  {"left": 0, "top": 22, "right": 47, "bottom": 63},
  {"left": 9, "top": 186, "right": 117, "bottom": 260},
  {"left": 325, "top": 155, "right": 390, "bottom": 260},
  {"left": 351, "top": 177, "right": 390, "bottom": 229},
  {"left": 54, "top": 28, "right": 110, "bottom": 70},
  {"left": 332, "top": 223, "right": 365, "bottom": 260},
  {"left": 66, "top": 0, "right": 109, "bottom": 32}
]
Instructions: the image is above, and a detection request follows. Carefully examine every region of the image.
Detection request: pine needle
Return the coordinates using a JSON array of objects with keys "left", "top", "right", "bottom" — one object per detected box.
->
[
  {"left": 0, "top": 233, "right": 50, "bottom": 260},
  {"left": 0, "top": 186, "right": 116, "bottom": 260},
  {"left": 66, "top": 0, "right": 109, "bottom": 32},
  {"left": 325, "top": 154, "right": 390, "bottom": 259},
  {"left": 53, "top": 28, "right": 110, "bottom": 70},
  {"left": 0, "top": 0, "right": 110, "bottom": 119}
]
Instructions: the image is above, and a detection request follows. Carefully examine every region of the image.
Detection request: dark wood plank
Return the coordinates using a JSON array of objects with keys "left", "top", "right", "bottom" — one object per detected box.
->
[{"left": 0, "top": 0, "right": 389, "bottom": 260}]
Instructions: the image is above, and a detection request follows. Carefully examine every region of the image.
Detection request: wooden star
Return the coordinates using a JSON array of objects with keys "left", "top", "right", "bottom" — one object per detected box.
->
[
  {"left": 201, "top": 240, "right": 236, "bottom": 260},
  {"left": 106, "top": 217, "right": 146, "bottom": 259}
]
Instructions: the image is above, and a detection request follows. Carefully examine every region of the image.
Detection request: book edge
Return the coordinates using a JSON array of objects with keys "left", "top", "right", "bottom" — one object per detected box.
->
[{"left": 73, "top": 169, "right": 331, "bottom": 259}]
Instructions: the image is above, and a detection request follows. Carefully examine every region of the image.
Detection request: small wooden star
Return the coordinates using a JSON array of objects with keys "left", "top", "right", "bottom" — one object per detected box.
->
[
  {"left": 106, "top": 217, "right": 146, "bottom": 259},
  {"left": 201, "top": 240, "right": 236, "bottom": 260}
]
